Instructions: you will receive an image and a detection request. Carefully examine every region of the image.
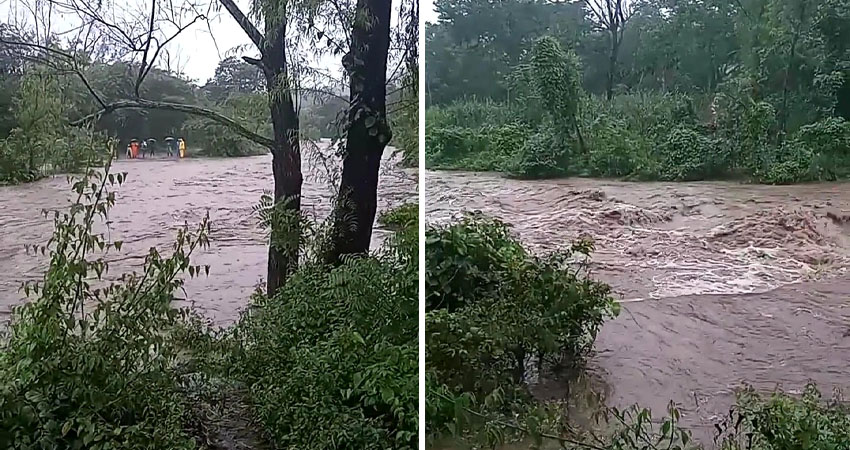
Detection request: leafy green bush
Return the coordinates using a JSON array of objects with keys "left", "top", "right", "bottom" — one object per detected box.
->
[
  {"left": 583, "top": 114, "right": 646, "bottom": 177},
  {"left": 425, "top": 99, "right": 516, "bottom": 130},
  {"left": 0, "top": 70, "right": 107, "bottom": 184},
  {"left": 506, "top": 126, "right": 568, "bottom": 178},
  {"left": 754, "top": 141, "right": 815, "bottom": 185},
  {"left": 229, "top": 207, "right": 418, "bottom": 450},
  {"left": 425, "top": 123, "right": 529, "bottom": 171},
  {"left": 795, "top": 117, "right": 850, "bottom": 153},
  {"left": 718, "top": 384, "right": 850, "bottom": 449},
  {"left": 0, "top": 161, "right": 209, "bottom": 449},
  {"left": 597, "top": 92, "right": 697, "bottom": 139},
  {"left": 657, "top": 126, "right": 723, "bottom": 181},
  {"left": 426, "top": 215, "right": 618, "bottom": 435},
  {"left": 425, "top": 126, "right": 487, "bottom": 168},
  {"left": 425, "top": 215, "right": 525, "bottom": 312},
  {"left": 378, "top": 202, "right": 418, "bottom": 230},
  {"left": 488, "top": 123, "right": 531, "bottom": 169}
]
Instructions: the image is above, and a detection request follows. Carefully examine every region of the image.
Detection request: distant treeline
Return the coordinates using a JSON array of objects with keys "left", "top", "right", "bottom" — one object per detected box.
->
[{"left": 425, "top": 0, "right": 850, "bottom": 184}]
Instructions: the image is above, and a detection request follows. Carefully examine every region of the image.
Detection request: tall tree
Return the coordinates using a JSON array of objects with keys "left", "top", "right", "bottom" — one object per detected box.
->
[
  {"left": 583, "top": 0, "right": 637, "bottom": 100},
  {"left": 325, "top": 0, "right": 394, "bottom": 262},
  {"left": 204, "top": 56, "right": 267, "bottom": 103},
  {"left": 217, "top": 0, "right": 303, "bottom": 296}
]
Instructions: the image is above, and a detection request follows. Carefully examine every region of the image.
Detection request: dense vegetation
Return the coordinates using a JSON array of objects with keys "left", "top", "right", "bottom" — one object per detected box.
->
[
  {"left": 0, "top": 159, "right": 418, "bottom": 449},
  {"left": 424, "top": 214, "right": 850, "bottom": 449},
  {"left": 425, "top": 0, "right": 850, "bottom": 183}
]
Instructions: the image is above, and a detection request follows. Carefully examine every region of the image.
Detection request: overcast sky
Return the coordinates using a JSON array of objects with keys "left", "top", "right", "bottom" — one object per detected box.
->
[
  {"left": 1, "top": 0, "right": 345, "bottom": 84},
  {"left": 423, "top": 0, "right": 437, "bottom": 23}
]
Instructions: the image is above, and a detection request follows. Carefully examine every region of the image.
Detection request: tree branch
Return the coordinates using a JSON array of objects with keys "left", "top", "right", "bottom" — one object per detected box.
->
[
  {"left": 138, "top": 12, "right": 207, "bottom": 85},
  {"left": 242, "top": 55, "right": 268, "bottom": 72},
  {"left": 135, "top": 0, "right": 159, "bottom": 97},
  {"left": 71, "top": 100, "right": 275, "bottom": 147},
  {"left": 0, "top": 36, "right": 106, "bottom": 108},
  {"left": 218, "top": 0, "right": 266, "bottom": 53}
]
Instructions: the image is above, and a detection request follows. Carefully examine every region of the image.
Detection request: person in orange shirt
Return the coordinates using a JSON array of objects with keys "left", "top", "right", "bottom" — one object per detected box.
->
[{"left": 130, "top": 140, "right": 140, "bottom": 159}]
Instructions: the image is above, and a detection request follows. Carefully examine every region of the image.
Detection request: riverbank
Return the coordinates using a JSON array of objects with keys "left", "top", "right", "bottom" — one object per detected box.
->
[
  {"left": 0, "top": 158, "right": 418, "bottom": 449},
  {"left": 425, "top": 98, "right": 850, "bottom": 184},
  {"left": 425, "top": 169, "right": 850, "bottom": 446}
]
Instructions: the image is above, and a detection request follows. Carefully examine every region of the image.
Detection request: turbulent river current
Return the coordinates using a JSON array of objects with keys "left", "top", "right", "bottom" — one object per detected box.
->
[
  {"left": 0, "top": 147, "right": 416, "bottom": 326},
  {"left": 426, "top": 169, "right": 850, "bottom": 444}
]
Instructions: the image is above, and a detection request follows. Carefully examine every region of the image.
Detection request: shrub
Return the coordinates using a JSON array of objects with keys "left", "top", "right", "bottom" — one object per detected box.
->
[
  {"left": 425, "top": 215, "right": 525, "bottom": 312},
  {"left": 425, "top": 123, "right": 529, "bottom": 171},
  {"left": 718, "top": 384, "right": 850, "bottom": 449},
  {"left": 425, "top": 216, "right": 618, "bottom": 434},
  {"left": 791, "top": 117, "right": 850, "bottom": 180},
  {"left": 488, "top": 123, "right": 531, "bottom": 170},
  {"left": 424, "top": 126, "right": 488, "bottom": 168},
  {"left": 603, "top": 92, "right": 697, "bottom": 139},
  {"left": 0, "top": 162, "right": 208, "bottom": 449},
  {"left": 425, "top": 99, "right": 516, "bottom": 130},
  {"left": 583, "top": 114, "right": 645, "bottom": 177},
  {"left": 795, "top": 117, "right": 850, "bottom": 154},
  {"left": 506, "top": 126, "right": 568, "bottom": 178},
  {"left": 229, "top": 207, "right": 418, "bottom": 450},
  {"left": 658, "top": 126, "right": 723, "bottom": 181},
  {"left": 378, "top": 202, "right": 418, "bottom": 231}
]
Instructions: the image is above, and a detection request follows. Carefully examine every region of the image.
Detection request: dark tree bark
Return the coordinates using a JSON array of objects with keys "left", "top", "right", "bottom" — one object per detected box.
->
[
  {"left": 325, "top": 0, "right": 393, "bottom": 263},
  {"left": 219, "top": 0, "right": 301, "bottom": 297},
  {"left": 262, "top": 26, "right": 302, "bottom": 298}
]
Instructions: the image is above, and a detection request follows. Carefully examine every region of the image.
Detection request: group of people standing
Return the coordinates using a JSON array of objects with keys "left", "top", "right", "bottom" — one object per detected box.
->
[{"left": 125, "top": 137, "right": 186, "bottom": 159}]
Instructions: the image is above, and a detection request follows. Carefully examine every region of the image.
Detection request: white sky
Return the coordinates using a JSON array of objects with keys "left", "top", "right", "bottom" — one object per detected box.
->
[
  {"left": 1, "top": 0, "right": 344, "bottom": 84},
  {"left": 423, "top": 0, "right": 437, "bottom": 23}
]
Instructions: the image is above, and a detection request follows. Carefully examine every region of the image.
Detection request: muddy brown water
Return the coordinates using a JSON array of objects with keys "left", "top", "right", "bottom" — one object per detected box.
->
[
  {"left": 0, "top": 147, "right": 416, "bottom": 326},
  {"left": 426, "top": 170, "right": 850, "bottom": 445}
]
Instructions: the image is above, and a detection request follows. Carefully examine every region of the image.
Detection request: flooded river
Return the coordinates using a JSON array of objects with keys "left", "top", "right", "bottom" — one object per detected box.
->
[
  {"left": 0, "top": 147, "right": 416, "bottom": 326},
  {"left": 426, "top": 170, "right": 850, "bottom": 444}
]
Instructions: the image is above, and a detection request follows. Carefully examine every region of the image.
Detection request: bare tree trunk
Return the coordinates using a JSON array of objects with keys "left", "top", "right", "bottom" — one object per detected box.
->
[
  {"left": 606, "top": 27, "right": 619, "bottom": 101},
  {"left": 218, "top": 0, "right": 303, "bottom": 297},
  {"left": 325, "top": 0, "right": 393, "bottom": 263},
  {"left": 263, "top": 23, "right": 302, "bottom": 297},
  {"left": 779, "top": 0, "right": 807, "bottom": 139}
]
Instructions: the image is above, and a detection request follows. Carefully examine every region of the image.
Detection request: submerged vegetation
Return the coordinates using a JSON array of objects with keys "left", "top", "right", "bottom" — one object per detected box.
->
[
  {"left": 424, "top": 214, "right": 850, "bottom": 449},
  {"left": 0, "top": 159, "right": 418, "bottom": 448},
  {"left": 425, "top": 0, "right": 850, "bottom": 184}
]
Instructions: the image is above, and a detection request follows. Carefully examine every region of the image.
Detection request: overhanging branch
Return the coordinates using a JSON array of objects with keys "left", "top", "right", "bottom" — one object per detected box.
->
[
  {"left": 71, "top": 100, "right": 275, "bottom": 147},
  {"left": 218, "top": 0, "right": 266, "bottom": 53}
]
